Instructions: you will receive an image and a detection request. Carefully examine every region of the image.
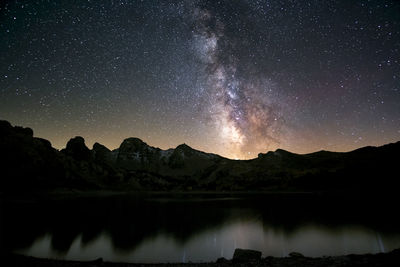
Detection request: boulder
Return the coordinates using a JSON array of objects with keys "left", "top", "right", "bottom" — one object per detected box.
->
[
  {"left": 232, "top": 248, "right": 262, "bottom": 262},
  {"left": 216, "top": 257, "right": 230, "bottom": 264},
  {"left": 289, "top": 251, "right": 305, "bottom": 258}
]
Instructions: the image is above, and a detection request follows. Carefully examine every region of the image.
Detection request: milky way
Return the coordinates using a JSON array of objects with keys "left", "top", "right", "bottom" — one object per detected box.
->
[
  {"left": 0, "top": 0, "right": 399, "bottom": 159},
  {"left": 191, "top": 6, "right": 285, "bottom": 158}
]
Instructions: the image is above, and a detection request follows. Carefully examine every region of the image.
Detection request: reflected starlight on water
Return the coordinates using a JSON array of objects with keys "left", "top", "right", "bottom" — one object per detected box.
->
[
  {"left": 6, "top": 195, "right": 400, "bottom": 263},
  {"left": 17, "top": 221, "right": 400, "bottom": 263}
]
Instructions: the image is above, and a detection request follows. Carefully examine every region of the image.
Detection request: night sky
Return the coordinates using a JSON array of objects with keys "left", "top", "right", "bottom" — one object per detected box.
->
[{"left": 1, "top": 0, "right": 399, "bottom": 159}]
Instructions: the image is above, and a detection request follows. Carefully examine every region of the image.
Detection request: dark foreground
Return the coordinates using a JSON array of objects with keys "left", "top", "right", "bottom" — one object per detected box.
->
[{"left": 6, "top": 249, "right": 400, "bottom": 267}]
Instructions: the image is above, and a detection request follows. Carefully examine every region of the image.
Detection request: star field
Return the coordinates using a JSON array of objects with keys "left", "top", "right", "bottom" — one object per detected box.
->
[{"left": 0, "top": 0, "right": 399, "bottom": 159}]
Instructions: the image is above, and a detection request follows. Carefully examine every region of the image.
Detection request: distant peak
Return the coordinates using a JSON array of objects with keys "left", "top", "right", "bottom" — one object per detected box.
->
[
  {"left": 274, "top": 148, "right": 290, "bottom": 154},
  {"left": 119, "top": 137, "right": 151, "bottom": 152},
  {"left": 64, "top": 136, "right": 91, "bottom": 160},
  {"left": 93, "top": 142, "right": 111, "bottom": 152},
  {"left": 120, "top": 137, "right": 148, "bottom": 147},
  {"left": 258, "top": 148, "right": 292, "bottom": 158},
  {"left": 68, "top": 136, "right": 85, "bottom": 144},
  {"left": 174, "top": 143, "right": 199, "bottom": 158},
  {"left": 65, "top": 136, "right": 87, "bottom": 151},
  {"left": 122, "top": 137, "right": 145, "bottom": 143},
  {"left": 176, "top": 143, "right": 193, "bottom": 150}
]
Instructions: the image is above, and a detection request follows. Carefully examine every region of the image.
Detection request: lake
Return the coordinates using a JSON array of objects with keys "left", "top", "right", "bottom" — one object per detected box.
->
[{"left": 2, "top": 193, "right": 400, "bottom": 263}]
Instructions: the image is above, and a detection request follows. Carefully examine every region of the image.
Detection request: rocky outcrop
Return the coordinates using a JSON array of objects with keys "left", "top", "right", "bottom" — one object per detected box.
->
[
  {"left": 1, "top": 119, "right": 400, "bottom": 193},
  {"left": 232, "top": 248, "right": 262, "bottom": 262},
  {"left": 62, "top": 136, "right": 91, "bottom": 161},
  {"left": 92, "top": 142, "right": 116, "bottom": 165},
  {"left": 116, "top": 137, "right": 162, "bottom": 170},
  {"left": 289, "top": 252, "right": 305, "bottom": 258},
  {"left": 114, "top": 138, "right": 223, "bottom": 183},
  {"left": 0, "top": 120, "right": 128, "bottom": 192},
  {"left": 0, "top": 120, "right": 65, "bottom": 191}
]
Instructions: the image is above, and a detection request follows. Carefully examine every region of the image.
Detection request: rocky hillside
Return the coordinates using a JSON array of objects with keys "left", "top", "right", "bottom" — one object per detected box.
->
[
  {"left": 1, "top": 119, "right": 399, "bottom": 193},
  {"left": 0, "top": 120, "right": 125, "bottom": 191}
]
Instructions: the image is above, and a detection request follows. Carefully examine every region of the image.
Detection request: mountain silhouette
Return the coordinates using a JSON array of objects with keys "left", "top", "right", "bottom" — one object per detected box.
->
[{"left": 1, "top": 119, "right": 399, "bottom": 193}]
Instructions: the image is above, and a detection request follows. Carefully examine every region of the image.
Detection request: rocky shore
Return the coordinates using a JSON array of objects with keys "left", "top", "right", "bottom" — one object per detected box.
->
[{"left": 6, "top": 248, "right": 400, "bottom": 267}]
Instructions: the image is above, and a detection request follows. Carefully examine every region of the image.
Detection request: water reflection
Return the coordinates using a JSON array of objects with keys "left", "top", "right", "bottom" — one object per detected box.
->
[{"left": 2, "top": 194, "right": 400, "bottom": 263}]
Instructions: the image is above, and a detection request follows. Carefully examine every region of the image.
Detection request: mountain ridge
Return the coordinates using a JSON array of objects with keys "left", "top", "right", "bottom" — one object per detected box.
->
[{"left": 1, "top": 119, "right": 399, "bottom": 193}]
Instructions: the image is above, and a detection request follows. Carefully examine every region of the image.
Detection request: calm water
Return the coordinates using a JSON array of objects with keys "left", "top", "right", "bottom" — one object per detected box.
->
[{"left": 1, "top": 193, "right": 400, "bottom": 263}]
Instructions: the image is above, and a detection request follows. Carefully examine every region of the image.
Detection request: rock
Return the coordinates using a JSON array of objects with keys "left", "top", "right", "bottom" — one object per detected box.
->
[
  {"left": 89, "top": 257, "right": 104, "bottom": 266},
  {"left": 91, "top": 257, "right": 103, "bottom": 263},
  {"left": 0, "top": 120, "right": 66, "bottom": 191},
  {"left": 64, "top": 136, "right": 91, "bottom": 161},
  {"left": 289, "top": 251, "right": 305, "bottom": 257},
  {"left": 93, "top": 142, "right": 115, "bottom": 165},
  {"left": 216, "top": 257, "right": 229, "bottom": 263},
  {"left": 34, "top": 137, "right": 52, "bottom": 148},
  {"left": 232, "top": 248, "right": 262, "bottom": 262},
  {"left": 0, "top": 120, "right": 12, "bottom": 134},
  {"left": 14, "top": 126, "right": 33, "bottom": 137}
]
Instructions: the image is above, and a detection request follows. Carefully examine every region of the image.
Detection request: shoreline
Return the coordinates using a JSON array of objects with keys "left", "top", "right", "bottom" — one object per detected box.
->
[
  {"left": 2, "top": 189, "right": 398, "bottom": 206},
  {"left": 0, "top": 189, "right": 324, "bottom": 202},
  {"left": 6, "top": 249, "right": 400, "bottom": 266},
  {"left": 0, "top": 188, "right": 372, "bottom": 198}
]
